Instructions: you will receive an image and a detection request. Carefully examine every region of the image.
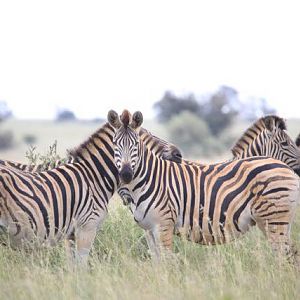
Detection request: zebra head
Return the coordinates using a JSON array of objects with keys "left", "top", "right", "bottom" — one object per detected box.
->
[
  {"left": 232, "top": 115, "right": 300, "bottom": 176},
  {"left": 108, "top": 109, "right": 143, "bottom": 184},
  {"left": 263, "top": 116, "right": 300, "bottom": 176}
]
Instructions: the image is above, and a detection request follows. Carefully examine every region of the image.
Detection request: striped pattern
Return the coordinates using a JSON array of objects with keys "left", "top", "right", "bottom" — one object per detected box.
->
[
  {"left": 231, "top": 115, "right": 300, "bottom": 175},
  {"left": 109, "top": 110, "right": 300, "bottom": 261},
  {"left": 0, "top": 121, "right": 181, "bottom": 264}
]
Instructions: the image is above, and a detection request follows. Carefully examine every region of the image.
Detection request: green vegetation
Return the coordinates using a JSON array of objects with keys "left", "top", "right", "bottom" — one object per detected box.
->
[
  {"left": 0, "top": 199, "right": 300, "bottom": 300},
  {"left": 154, "top": 86, "right": 277, "bottom": 157},
  {"left": 25, "top": 141, "right": 67, "bottom": 170},
  {"left": 167, "top": 111, "right": 236, "bottom": 157}
]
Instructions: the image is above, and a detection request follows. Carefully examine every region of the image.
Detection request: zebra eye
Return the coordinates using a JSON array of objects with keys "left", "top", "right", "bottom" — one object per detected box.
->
[{"left": 281, "top": 141, "right": 289, "bottom": 146}]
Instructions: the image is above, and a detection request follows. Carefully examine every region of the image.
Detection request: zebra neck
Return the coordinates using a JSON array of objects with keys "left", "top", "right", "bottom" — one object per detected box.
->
[
  {"left": 139, "top": 128, "right": 167, "bottom": 155},
  {"left": 70, "top": 123, "right": 119, "bottom": 199},
  {"left": 131, "top": 146, "right": 168, "bottom": 207},
  {"left": 232, "top": 131, "right": 269, "bottom": 158},
  {"left": 133, "top": 141, "right": 148, "bottom": 180}
]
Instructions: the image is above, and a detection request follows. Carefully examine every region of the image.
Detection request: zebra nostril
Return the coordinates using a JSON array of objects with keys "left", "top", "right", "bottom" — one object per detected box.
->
[
  {"left": 119, "top": 164, "right": 133, "bottom": 184},
  {"left": 294, "top": 168, "right": 300, "bottom": 177}
]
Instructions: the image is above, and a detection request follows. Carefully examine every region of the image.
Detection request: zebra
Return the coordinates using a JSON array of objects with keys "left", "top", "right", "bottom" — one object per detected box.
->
[
  {"left": 108, "top": 109, "right": 300, "bottom": 261},
  {"left": 231, "top": 115, "right": 300, "bottom": 176},
  {"left": 0, "top": 121, "right": 182, "bottom": 265}
]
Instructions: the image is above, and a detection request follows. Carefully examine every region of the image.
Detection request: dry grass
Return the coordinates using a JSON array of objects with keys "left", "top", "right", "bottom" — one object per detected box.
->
[{"left": 1, "top": 197, "right": 300, "bottom": 300}]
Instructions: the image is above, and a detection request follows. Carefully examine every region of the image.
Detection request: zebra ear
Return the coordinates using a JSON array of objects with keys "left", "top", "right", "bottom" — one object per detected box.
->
[
  {"left": 296, "top": 134, "right": 300, "bottom": 147},
  {"left": 264, "top": 116, "right": 275, "bottom": 132},
  {"left": 131, "top": 111, "right": 143, "bottom": 129},
  {"left": 107, "top": 110, "right": 121, "bottom": 129},
  {"left": 264, "top": 115, "right": 286, "bottom": 132}
]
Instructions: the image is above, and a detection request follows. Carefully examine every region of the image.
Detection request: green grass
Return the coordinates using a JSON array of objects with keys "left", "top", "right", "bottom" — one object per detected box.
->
[{"left": 1, "top": 197, "right": 300, "bottom": 300}]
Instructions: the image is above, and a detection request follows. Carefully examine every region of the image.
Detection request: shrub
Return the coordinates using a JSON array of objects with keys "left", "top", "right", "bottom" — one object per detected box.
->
[
  {"left": 56, "top": 109, "right": 76, "bottom": 122},
  {"left": 25, "top": 141, "right": 66, "bottom": 170},
  {"left": 167, "top": 111, "right": 225, "bottom": 158},
  {"left": 23, "top": 134, "right": 37, "bottom": 145},
  {"left": 0, "top": 130, "right": 14, "bottom": 150}
]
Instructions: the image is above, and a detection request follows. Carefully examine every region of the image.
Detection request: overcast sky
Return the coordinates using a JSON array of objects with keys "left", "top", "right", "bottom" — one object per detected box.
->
[{"left": 0, "top": 0, "right": 299, "bottom": 119}]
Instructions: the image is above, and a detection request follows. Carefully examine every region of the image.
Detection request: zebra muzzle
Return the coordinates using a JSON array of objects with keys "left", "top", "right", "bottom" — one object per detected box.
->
[{"left": 119, "top": 164, "right": 133, "bottom": 184}]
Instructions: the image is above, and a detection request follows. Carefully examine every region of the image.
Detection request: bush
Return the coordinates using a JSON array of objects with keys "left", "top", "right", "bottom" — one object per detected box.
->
[
  {"left": 23, "top": 134, "right": 37, "bottom": 145},
  {"left": 0, "top": 130, "right": 14, "bottom": 150},
  {"left": 25, "top": 141, "right": 66, "bottom": 170},
  {"left": 56, "top": 109, "right": 76, "bottom": 122},
  {"left": 166, "top": 111, "right": 225, "bottom": 158}
]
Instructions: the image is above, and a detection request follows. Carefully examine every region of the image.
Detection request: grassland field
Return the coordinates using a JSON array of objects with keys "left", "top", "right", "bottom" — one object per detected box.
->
[{"left": 0, "top": 118, "right": 300, "bottom": 299}]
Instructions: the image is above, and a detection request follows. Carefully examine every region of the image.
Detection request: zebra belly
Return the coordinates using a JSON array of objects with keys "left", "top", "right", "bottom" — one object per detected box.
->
[
  {"left": 175, "top": 224, "right": 248, "bottom": 245},
  {"left": 175, "top": 203, "right": 254, "bottom": 245}
]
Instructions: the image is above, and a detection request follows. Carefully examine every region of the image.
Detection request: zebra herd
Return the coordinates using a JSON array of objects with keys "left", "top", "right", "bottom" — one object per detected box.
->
[{"left": 0, "top": 110, "right": 300, "bottom": 266}]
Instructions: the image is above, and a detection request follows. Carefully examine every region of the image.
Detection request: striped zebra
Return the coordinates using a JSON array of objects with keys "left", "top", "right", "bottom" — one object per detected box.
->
[
  {"left": 108, "top": 109, "right": 300, "bottom": 261},
  {"left": 231, "top": 115, "right": 300, "bottom": 176},
  {"left": 0, "top": 121, "right": 181, "bottom": 264}
]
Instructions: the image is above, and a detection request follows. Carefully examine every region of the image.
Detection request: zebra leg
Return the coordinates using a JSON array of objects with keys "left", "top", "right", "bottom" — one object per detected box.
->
[
  {"left": 74, "top": 226, "right": 97, "bottom": 267},
  {"left": 159, "top": 221, "right": 174, "bottom": 252},
  {"left": 259, "top": 221, "right": 293, "bottom": 260},
  {"left": 254, "top": 207, "right": 295, "bottom": 261},
  {"left": 145, "top": 228, "right": 161, "bottom": 261},
  {"left": 64, "top": 233, "right": 77, "bottom": 268},
  {"left": 252, "top": 185, "right": 299, "bottom": 263},
  {"left": 145, "top": 221, "right": 175, "bottom": 262}
]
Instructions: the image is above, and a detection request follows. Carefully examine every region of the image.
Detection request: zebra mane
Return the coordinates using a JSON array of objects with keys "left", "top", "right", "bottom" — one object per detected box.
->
[
  {"left": 68, "top": 122, "right": 113, "bottom": 159},
  {"left": 296, "top": 133, "right": 300, "bottom": 147},
  {"left": 139, "top": 127, "right": 182, "bottom": 163},
  {"left": 231, "top": 115, "right": 287, "bottom": 156}
]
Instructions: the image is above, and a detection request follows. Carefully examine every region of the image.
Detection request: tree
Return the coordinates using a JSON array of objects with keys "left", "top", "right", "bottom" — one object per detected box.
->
[
  {"left": 153, "top": 91, "right": 201, "bottom": 122},
  {"left": 167, "top": 111, "right": 219, "bottom": 157},
  {"left": 154, "top": 86, "right": 238, "bottom": 136},
  {"left": 56, "top": 109, "right": 76, "bottom": 122},
  {"left": 200, "top": 86, "right": 238, "bottom": 136}
]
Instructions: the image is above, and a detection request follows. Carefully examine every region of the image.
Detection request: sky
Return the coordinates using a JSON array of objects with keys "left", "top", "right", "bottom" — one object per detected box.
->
[{"left": 0, "top": 0, "right": 300, "bottom": 120}]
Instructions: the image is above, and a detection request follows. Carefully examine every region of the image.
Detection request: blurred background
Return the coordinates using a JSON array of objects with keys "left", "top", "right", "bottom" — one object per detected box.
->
[{"left": 0, "top": 1, "right": 299, "bottom": 162}]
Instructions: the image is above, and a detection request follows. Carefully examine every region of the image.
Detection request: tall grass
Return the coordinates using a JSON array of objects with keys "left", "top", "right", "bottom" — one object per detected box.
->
[{"left": 1, "top": 196, "right": 300, "bottom": 300}]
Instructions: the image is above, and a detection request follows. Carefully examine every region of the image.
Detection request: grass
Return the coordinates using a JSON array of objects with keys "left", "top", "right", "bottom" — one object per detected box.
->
[{"left": 1, "top": 196, "right": 300, "bottom": 300}]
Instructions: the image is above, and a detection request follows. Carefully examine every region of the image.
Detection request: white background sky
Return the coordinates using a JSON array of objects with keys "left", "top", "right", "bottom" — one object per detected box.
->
[{"left": 0, "top": 0, "right": 299, "bottom": 120}]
